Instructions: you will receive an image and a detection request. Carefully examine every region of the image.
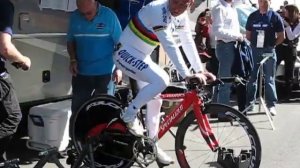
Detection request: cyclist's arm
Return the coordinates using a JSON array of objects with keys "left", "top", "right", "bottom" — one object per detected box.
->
[
  {"left": 154, "top": 26, "right": 191, "bottom": 79},
  {"left": 177, "top": 12, "right": 204, "bottom": 73}
]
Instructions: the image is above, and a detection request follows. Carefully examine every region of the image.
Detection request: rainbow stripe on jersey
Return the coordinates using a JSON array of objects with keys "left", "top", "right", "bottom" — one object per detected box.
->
[{"left": 129, "top": 16, "right": 160, "bottom": 46}]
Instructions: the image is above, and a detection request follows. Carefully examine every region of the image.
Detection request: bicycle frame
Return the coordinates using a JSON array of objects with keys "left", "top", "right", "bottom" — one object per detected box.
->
[{"left": 158, "top": 89, "right": 219, "bottom": 151}]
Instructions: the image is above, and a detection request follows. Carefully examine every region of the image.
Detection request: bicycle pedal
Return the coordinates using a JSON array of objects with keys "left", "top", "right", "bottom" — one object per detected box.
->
[{"left": 66, "top": 149, "right": 78, "bottom": 165}]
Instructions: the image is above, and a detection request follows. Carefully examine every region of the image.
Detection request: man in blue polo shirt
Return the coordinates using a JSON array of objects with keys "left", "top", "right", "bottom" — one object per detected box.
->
[
  {"left": 245, "top": 0, "right": 284, "bottom": 116},
  {"left": 67, "top": 0, "right": 122, "bottom": 113},
  {"left": 0, "top": 0, "right": 31, "bottom": 161}
]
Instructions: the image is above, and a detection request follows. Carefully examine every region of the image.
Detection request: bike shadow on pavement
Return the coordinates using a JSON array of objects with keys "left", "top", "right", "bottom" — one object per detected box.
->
[{"left": 6, "top": 136, "right": 40, "bottom": 165}]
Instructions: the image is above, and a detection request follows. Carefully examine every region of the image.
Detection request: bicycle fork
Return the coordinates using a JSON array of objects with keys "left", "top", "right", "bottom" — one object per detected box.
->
[{"left": 193, "top": 100, "right": 219, "bottom": 152}]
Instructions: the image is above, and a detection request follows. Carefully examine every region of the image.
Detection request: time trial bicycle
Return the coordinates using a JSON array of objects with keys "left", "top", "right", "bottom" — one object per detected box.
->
[{"left": 68, "top": 77, "right": 262, "bottom": 168}]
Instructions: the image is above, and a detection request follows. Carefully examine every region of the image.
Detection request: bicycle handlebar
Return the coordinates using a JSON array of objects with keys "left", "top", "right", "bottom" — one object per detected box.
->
[{"left": 187, "top": 76, "right": 246, "bottom": 89}]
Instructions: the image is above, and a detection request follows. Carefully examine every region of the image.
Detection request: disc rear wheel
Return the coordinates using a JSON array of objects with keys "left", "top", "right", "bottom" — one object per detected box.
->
[{"left": 70, "top": 95, "right": 134, "bottom": 168}]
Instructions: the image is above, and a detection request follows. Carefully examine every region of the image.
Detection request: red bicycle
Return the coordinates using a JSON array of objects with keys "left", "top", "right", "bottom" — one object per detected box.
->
[{"left": 68, "top": 77, "right": 261, "bottom": 168}]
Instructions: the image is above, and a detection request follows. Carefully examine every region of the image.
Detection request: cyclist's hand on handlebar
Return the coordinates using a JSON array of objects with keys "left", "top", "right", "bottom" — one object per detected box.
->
[
  {"left": 202, "top": 71, "right": 216, "bottom": 83},
  {"left": 185, "top": 72, "right": 208, "bottom": 85}
]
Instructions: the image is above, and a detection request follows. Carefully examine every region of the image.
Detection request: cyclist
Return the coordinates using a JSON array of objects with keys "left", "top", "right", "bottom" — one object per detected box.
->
[{"left": 113, "top": 0, "right": 215, "bottom": 165}]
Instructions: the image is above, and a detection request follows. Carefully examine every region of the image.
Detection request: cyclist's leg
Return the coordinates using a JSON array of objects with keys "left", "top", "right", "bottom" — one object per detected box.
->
[
  {"left": 175, "top": 103, "right": 261, "bottom": 168},
  {"left": 114, "top": 46, "right": 169, "bottom": 135},
  {"left": 137, "top": 80, "right": 174, "bottom": 165},
  {"left": 136, "top": 80, "right": 161, "bottom": 139}
]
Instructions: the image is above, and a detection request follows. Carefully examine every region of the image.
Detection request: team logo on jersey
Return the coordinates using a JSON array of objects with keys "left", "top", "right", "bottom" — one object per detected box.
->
[
  {"left": 96, "top": 23, "right": 105, "bottom": 29},
  {"left": 118, "top": 50, "right": 149, "bottom": 71}
]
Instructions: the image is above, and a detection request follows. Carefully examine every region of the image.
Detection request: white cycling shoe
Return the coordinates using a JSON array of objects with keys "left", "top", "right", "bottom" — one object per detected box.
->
[
  {"left": 127, "top": 118, "right": 145, "bottom": 136},
  {"left": 156, "top": 146, "right": 174, "bottom": 165},
  {"left": 121, "top": 112, "right": 145, "bottom": 136}
]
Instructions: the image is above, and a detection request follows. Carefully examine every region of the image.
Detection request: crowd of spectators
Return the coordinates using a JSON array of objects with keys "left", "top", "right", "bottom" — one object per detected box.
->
[{"left": 194, "top": 0, "right": 299, "bottom": 119}]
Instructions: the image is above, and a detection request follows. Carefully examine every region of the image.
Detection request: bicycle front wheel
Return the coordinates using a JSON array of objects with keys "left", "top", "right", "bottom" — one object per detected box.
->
[{"left": 175, "top": 103, "right": 261, "bottom": 168}]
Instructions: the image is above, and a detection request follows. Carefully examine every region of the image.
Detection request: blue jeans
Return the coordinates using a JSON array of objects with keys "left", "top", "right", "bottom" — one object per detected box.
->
[
  {"left": 246, "top": 47, "right": 277, "bottom": 108},
  {"left": 215, "top": 41, "right": 236, "bottom": 105},
  {"left": 71, "top": 74, "right": 115, "bottom": 113}
]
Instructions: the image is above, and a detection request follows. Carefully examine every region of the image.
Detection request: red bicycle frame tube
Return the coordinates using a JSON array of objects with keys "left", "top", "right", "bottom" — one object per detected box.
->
[{"left": 158, "top": 90, "right": 219, "bottom": 151}]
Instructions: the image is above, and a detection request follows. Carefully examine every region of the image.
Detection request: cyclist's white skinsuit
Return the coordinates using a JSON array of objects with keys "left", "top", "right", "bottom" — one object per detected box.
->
[{"left": 113, "top": 0, "right": 204, "bottom": 139}]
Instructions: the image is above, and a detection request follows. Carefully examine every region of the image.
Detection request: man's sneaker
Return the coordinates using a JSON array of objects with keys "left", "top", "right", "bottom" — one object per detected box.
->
[
  {"left": 156, "top": 146, "right": 174, "bottom": 165},
  {"left": 126, "top": 118, "right": 145, "bottom": 137},
  {"left": 269, "top": 107, "right": 277, "bottom": 116}
]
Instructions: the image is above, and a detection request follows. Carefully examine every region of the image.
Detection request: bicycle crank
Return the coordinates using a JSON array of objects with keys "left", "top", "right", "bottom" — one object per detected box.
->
[{"left": 132, "top": 137, "right": 157, "bottom": 167}]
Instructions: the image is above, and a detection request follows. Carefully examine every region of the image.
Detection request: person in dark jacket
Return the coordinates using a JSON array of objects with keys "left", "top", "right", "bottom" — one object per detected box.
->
[
  {"left": 0, "top": 0, "right": 31, "bottom": 161},
  {"left": 232, "top": 41, "right": 253, "bottom": 112}
]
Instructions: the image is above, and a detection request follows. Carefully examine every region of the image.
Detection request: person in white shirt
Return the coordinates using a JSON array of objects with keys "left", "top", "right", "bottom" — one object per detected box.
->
[
  {"left": 211, "top": 0, "right": 243, "bottom": 120},
  {"left": 113, "top": 0, "right": 215, "bottom": 165}
]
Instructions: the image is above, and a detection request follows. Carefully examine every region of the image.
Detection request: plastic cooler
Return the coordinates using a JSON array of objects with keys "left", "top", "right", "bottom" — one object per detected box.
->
[{"left": 27, "top": 100, "right": 71, "bottom": 151}]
